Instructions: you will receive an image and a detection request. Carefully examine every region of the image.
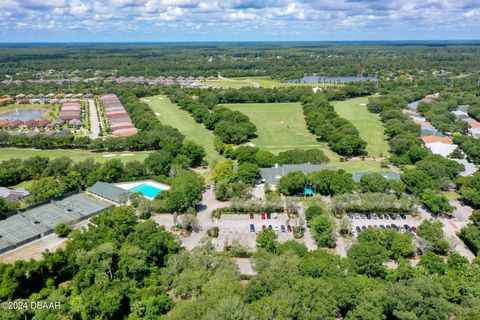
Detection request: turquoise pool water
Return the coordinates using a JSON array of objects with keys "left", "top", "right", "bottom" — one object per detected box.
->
[{"left": 130, "top": 183, "right": 164, "bottom": 198}]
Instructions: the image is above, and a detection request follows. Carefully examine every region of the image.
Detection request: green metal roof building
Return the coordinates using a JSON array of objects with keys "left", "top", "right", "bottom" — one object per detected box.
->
[{"left": 87, "top": 182, "right": 132, "bottom": 204}]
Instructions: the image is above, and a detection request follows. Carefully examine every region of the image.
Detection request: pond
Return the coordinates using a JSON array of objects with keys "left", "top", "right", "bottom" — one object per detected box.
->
[
  {"left": 0, "top": 109, "right": 46, "bottom": 121},
  {"left": 285, "top": 75, "right": 379, "bottom": 84}
]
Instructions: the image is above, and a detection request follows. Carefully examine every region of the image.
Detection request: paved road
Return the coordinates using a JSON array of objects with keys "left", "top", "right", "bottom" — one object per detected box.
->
[
  {"left": 182, "top": 188, "right": 229, "bottom": 250},
  {"left": 418, "top": 207, "right": 475, "bottom": 262},
  {"left": 88, "top": 99, "right": 100, "bottom": 139}
]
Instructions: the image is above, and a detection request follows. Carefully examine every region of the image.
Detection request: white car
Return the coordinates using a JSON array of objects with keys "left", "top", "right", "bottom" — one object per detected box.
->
[{"left": 274, "top": 225, "right": 280, "bottom": 231}]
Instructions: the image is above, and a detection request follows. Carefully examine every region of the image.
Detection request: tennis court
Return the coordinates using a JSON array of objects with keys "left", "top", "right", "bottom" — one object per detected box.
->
[{"left": 0, "top": 193, "right": 110, "bottom": 254}]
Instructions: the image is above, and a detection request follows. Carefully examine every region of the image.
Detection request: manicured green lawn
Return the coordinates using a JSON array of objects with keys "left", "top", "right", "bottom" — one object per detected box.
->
[
  {"left": 223, "top": 102, "right": 340, "bottom": 160},
  {"left": 145, "top": 95, "right": 225, "bottom": 166},
  {"left": 332, "top": 96, "right": 390, "bottom": 157},
  {"left": 0, "top": 147, "right": 151, "bottom": 163}
]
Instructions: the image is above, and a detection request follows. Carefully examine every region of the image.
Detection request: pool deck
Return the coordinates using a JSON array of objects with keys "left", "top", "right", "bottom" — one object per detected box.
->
[{"left": 114, "top": 180, "right": 170, "bottom": 199}]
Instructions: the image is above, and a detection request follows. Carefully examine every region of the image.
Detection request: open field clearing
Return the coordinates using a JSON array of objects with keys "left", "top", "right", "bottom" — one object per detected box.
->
[
  {"left": 145, "top": 95, "right": 225, "bottom": 165},
  {"left": 223, "top": 102, "right": 340, "bottom": 159},
  {"left": 224, "top": 102, "right": 390, "bottom": 172},
  {"left": 332, "top": 96, "right": 390, "bottom": 157},
  {"left": 205, "top": 76, "right": 341, "bottom": 89},
  {"left": 0, "top": 148, "right": 151, "bottom": 163}
]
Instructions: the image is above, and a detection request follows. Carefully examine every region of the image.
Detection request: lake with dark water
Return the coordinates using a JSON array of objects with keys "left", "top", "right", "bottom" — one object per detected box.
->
[
  {"left": 285, "top": 76, "right": 379, "bottom": 83},
  {"left": 0, "top": 109, "right": 46, "bottom": 121}
]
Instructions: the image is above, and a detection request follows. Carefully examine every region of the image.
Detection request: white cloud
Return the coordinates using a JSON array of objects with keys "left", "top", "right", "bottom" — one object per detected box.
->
[
  {"left": 0, "top": 0, "right": 479, "bottom": 39},
  {"left": 228, "top": 11, "right": 256, "bottom": 20}
]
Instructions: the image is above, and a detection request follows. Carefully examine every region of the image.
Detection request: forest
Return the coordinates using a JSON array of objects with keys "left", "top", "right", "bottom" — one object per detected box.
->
[{"left": 0, "top": 42, "right": 480, "bottom": 80}]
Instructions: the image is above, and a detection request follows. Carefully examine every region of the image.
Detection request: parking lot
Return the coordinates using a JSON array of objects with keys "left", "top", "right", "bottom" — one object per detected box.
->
[
  {"left": 348, "top": 213, "right": 422, "bottom": 236},
  {"left": 213, "top": 213, "right": 294, "bottom": 250}
]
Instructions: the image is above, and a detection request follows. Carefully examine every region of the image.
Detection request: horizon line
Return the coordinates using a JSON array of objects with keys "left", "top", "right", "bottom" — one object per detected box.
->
[{"left": 1, "top": 39, "right": 480, "bottom": 45}]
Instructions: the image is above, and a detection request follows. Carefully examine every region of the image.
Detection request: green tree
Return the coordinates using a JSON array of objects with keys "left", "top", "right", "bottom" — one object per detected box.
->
[
  {"left": 359, "top": 173, "right": 390, "bottom": 193},
  {"left": 312, "top": 215, "right": 335, "bottom": 248},
  {"left": 29, "top": 177, "right": 64, "bottom": 202},
  {"left": 255, "top": 150, "right": 276, "bottom": 167},
  {"left": 145, "top": 151, "right": 174, "bottom": 176},
  {"left": 278, "top": 171, "right": 306, "bottom": 195},
  {"left": 347, "top": 242, "right": 388, "bottom": 277},
  {"left": 166, "top": 171, "right": 204, "bottom": 212},
  {"left": 256, "top": 229, "right": 278, "bottom": 253},
  {"left": 54, "top": 223, "right": 72, "bottom": 237},
  {"left": 213, "top": 161, "right": 237, "bottom": 183},
  {"left": 420, "top": 190, "right": 454, "bottom": 214},
  {"left": 305, "top": 205, "right": 324, "bottom": 224},
  {"left": 237, "top": 162, "right": 260, "bottom": 185}
]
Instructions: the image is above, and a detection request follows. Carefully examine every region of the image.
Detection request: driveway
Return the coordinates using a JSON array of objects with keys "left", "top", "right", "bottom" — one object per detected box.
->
[{"left": 182, "top": 188, "right": 229, "bottom": 250}]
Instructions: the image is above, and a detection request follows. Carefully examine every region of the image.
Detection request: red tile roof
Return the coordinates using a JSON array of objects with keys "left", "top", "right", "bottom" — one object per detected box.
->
[{"left": 421, "top": 136, "right": 453, "bottom": 144}]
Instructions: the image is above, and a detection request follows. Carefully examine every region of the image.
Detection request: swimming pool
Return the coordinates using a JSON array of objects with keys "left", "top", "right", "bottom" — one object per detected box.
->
[{"left": 130, "top": 183, "right": 164, "bottom": 198}]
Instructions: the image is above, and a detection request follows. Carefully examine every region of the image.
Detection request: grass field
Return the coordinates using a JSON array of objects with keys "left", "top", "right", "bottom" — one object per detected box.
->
[
  {"left": 223, "top": 102, "right": 339, "bottom": 159},
  {"left": 332, "top": 96, "right": 390, "bottom": 157},
  {"left": 0, "top": 148, "right": 151, "bottom": 163},
  {"left": 145, "top": 95, "right": 225, "bottom": 165},
  {"left": 205, "top": 76, "right": 342, "bottom": 89},
  {"left": 224, "top": 101, "right": 389, "bottom": 173}
]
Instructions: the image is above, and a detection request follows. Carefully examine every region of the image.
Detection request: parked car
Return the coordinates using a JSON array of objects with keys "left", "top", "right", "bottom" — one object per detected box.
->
[
  {"left": 384, "top": 214, "right": 390, "bottom": 220},
  {"left": 391, "top": 224, "right": 399, "bottom": 230},
  {"left": 249, "top": 224, "right": 255, "bottom": 232},
  {"left": 262, "top": 225, "right": 266, "bottom": 230},
  {"left": 411, "top": 226, "right": 417, "bottom": 233},
  {"left": 389, "top": 214, "right": 397, "bottom": 220},
  {"left": 404, "top": 225, "right": 411, "bottom": 232},
  {"left": 267, "top": 213, "right": 271, "bottom": 219},
  {"left": 281, "top": 225, "right": 286, "bottom": 233},
  {"left": 378, "top": 214, "right": 384, "bottom": 219},
  {"left": 361, "top": 214, "right": 367, "bottom": 219},
  {"left": 268, "top": 225, "right": 272, "bottom": 229},
  {"left": 400, "top": 214, "right": 407, "bottom": 220},
  {"left": 372, "top": 214, "right": 378, "bottom": 219},
  {"left": 380, "top": 225, "right": 385, "bottom": 229},
  {"left": 366, "top": 214, "right": 372, "bottom": 220},
  {"left": 361, "top": 226, "right": 367, "bottom": 230},
  {"left": 287, "top": 225, "right": 292, "bottom": 232},
  {"left": 261, "top": 212, "right": 266, "bottom": 219},
  {"left": 348, "top": 214, "right": 354, "bottom": 219},
  {"left": 274, "top": 225, "right": 280, "bottom": 231},
  {"left": 250, "top": 213, "right": 254, "bottom": 219},
  {"left": 386, "top": 225, "right": 392, "bottom": 229},
  {"left": 355, "top": 214, "right": 361, "bottom": 219},
  {"left": 356, "top": 226, "right": 361, "bottom": 233}
]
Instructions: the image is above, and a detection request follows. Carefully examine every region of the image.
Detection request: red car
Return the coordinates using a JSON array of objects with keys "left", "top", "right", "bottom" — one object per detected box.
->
[
  {"left": 261, "top": 212, "right": 266, "bottom": 219},
  {"left": 287, "top": 225, "right": 292, "bottom": 232},
  {"left": 411, "top": 226, "right": 417, "bottom": 233}
]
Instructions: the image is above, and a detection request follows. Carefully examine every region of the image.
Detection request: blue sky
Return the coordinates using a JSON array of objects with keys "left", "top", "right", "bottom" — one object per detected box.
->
[{"left": 0, "top": 0, "right": 479, "bottom": 42}]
